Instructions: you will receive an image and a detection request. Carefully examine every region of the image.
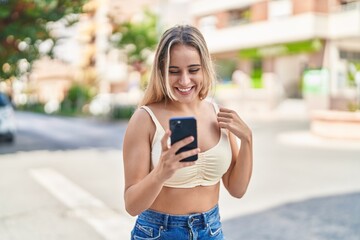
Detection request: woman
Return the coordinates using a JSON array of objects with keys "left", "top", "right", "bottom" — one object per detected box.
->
[{"left": 123, "top": 25, "right": 253, "bottom": 239}]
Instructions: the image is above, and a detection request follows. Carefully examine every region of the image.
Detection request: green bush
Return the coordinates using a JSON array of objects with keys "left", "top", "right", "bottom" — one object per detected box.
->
[
  {"left": 348, "top": 102, "right": 360, "bottom": 112},
  {"left": 110, "top": 105, "right": 136, "bottom": 120},
  {"left": 60, "top": 84, "right": 94, "bottom": 115},
  {"left": 251, "top": 68, "right": 263, "bottom": 88},
  {"left": 16, "top": 102, "right": 45, "bottom": 113}
]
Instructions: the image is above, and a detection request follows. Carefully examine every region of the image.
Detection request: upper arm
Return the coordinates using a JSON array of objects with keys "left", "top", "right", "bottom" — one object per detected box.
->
[
  {"left": 123, "top": 108, "right": 155, "bottom": 192},
  {"left": 222, "top": 131, "right": 239, "bottom": 188}
]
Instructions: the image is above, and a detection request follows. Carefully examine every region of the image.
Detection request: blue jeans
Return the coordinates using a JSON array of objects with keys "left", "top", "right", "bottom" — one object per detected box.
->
[{"left": 131, "top": 204, "right": 224, "bottom": 240}]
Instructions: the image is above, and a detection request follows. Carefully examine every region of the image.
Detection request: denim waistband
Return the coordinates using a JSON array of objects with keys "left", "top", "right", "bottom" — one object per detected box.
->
[{"left": 138, "top": 204, "right": 220, "bottom": 228}]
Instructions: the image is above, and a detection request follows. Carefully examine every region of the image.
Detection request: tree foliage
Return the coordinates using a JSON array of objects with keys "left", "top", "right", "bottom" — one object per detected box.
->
[
  {"left": 0, "top": 0, "right": 87, "bottom": 81},
  {"left": 60, "top": 83, "right": 94, "bottom": 115},
  {"left": 110, "top": 9, "right": 158, "bottom": 70}
]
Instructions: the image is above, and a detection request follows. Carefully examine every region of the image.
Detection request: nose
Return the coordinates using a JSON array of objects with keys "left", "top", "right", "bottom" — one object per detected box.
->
[{"left": 179, "top": 71, "right": 191, "bottom": 85}]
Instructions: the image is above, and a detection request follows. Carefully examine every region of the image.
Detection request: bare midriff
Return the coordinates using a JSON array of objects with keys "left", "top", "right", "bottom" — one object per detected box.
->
[{"left": 149, "top": 183, "right": 220, "bottom": 214}]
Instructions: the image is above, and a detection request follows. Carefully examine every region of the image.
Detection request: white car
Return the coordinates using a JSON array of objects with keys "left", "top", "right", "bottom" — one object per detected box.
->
[{"left": 0, "top": 93, "right": 16, "bottom": 143}]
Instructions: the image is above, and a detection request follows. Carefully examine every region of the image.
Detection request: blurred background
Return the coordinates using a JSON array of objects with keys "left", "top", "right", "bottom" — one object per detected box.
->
[{"left": 1, "top": 0, "right": 360, "bottom": 239}]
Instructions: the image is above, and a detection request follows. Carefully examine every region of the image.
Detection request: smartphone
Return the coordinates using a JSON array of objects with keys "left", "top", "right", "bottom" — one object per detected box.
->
[{"left": 169, "top": 117, "right": 198, "bottom": 162}]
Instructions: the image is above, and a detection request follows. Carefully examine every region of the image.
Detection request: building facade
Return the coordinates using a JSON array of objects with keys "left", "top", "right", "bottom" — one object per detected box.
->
[{"left": 184, "top": 0, "right": 360, "bottom": 110}]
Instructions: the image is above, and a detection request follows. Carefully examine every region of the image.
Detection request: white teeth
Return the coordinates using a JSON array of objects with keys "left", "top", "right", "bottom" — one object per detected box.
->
[{"left": 177, "top": 87, "right": 192, "bottom": 92}]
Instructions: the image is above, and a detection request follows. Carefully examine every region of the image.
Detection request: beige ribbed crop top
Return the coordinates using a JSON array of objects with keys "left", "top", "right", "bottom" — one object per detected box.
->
[{"left": 141, "top": 103, "right": 232, "bottom": 188}]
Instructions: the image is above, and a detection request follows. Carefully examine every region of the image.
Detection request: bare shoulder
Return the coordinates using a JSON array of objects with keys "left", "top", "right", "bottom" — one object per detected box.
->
[
  {"left": 204, "top": 99, "right": 216, "bottom": 108},
  {"left": 145, "top": 102, "right": 164, "bottom": 114},
  {"left": 201, "top": 99, "right": 219, "bottom": 116},
  {"left": 124, "top": 107, "right": 154, "bottom": 144},
  {"left": 129, "top": 107, "right": 151, "bottom": 122},
  {"left": 126, "top": 107, "right": 153, "bottom": 133}
]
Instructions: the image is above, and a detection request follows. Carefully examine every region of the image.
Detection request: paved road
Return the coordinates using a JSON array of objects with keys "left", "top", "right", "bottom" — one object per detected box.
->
[
  {"left": 0, "top": 111, "right": 127, "bottom": 154},
  {"left": 223, "top": 192, "right": 360, "bottom": 240},
  {"left": 1, "top": 110, "right": 360, "bottom": 240}
]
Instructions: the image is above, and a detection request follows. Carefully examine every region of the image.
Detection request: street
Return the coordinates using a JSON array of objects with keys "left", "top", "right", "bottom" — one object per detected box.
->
[
  {"left": 1, "top": 108, "right": 360, "bottom": 240},
  {"left": 0, "top": 112, "right": 127, "bottom": 154}
]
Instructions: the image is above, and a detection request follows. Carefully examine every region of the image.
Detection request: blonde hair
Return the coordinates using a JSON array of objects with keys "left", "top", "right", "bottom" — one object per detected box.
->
[{"left": 139, "top": 25, "right": 216, "bottom": 106}]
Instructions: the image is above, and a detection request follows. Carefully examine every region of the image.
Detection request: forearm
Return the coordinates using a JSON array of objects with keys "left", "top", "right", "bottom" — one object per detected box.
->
[
  {"left": 227, "top": 136, "right": 253, "bottom": 198},
  {"left": 124, "top": 169, "right": 164, "bottom": 216}
]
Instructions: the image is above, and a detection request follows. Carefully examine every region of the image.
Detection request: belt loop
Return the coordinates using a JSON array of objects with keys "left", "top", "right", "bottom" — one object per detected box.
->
[
  {"left": 163, "top": 214, "right": 169, "bottom": 230},
  {"left": 202, "top": 211, "right": 208, "bottom": 228}
]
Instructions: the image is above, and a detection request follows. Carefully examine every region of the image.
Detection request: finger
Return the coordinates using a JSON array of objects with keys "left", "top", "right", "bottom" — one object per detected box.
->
[
  {"left": 217, "top": 111, "right": 235, "bottom": 118},
  {"left": 180, "top": 160, "right": 196, "bottom": 168},
  {"left": 175, "top": 148, "right": 200, "bottom": 162},
  {"left": 219, "top": 107, "right": 233, "bottom": 113},
  {"left": 170, "top": 136, "right": 195, "bottom": 153},
  {"left": 161, "top": 130, "right": 171, "bottom": 151},
  {"left": 218, "top": 122, "right": 229, "bottom": 129},
  {"left": 217, "top": 116, "right": 231, "bottom": 123},
  {"left": 218, "top": 111, "right": 243, "bottom": 123}
]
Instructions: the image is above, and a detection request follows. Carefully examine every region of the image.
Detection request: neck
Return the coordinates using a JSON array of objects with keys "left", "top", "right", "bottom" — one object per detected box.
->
[{"left": 164, "top": 99, "right": 203, "bottom": 115}]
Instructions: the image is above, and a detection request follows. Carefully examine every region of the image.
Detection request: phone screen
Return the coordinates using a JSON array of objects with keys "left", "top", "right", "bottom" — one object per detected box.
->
[{"left": 169, "top": 117, "right": 198, "bottom": 162}]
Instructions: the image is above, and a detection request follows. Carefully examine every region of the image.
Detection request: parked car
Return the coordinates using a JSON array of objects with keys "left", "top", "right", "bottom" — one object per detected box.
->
[{"left": 0, "top": 92, "right": 16, "bottom": 143}]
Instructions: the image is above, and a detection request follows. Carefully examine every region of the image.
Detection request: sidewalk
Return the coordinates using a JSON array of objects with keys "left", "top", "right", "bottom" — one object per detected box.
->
[
  {"left": 239, "top": 98, "right": 309, "bottom": 122},
  {"left": 219, "top": 99, "right": 360, "bottom": 239}
]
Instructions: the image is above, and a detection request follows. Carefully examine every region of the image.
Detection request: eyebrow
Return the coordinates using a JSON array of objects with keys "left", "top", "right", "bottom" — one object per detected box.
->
[{"left": 169, "top": 64, "right": 201, "bottom": 69}]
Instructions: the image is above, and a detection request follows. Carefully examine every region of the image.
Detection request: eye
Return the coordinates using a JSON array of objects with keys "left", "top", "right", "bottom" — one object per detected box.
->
[
  {"left": 168, "top": 67, "right": 180, "bottom": 74},
  {"left": 169, "top": 70, "right": 180, "bottom": 74},
  {"left": 189, "top": 68, "right": 200, "bottom": 74}
]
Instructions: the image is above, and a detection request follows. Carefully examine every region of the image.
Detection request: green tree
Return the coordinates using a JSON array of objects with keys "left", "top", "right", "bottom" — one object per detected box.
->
[
  {"left": 347, "top": 62, "right": 360, "bottom": 87},
  {"left": 0, "top": 0, "right": 87, "bottom": 81},
  {"left": 109, "top": 9, "right": 158, "bottom": 88}
]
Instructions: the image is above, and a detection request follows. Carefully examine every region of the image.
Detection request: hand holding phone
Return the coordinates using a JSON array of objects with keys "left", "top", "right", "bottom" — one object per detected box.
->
[{"left": 169, "top": 117, "right": 198, "bottom": 162}]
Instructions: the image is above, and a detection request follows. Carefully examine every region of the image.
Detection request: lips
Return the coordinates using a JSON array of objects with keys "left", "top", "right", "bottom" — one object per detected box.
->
[
  {"left": 177, "top": 87, "right": 192, "bottom": 92},
  {"left": 176, "top": 86, "right": 194, "bottom": 95}
]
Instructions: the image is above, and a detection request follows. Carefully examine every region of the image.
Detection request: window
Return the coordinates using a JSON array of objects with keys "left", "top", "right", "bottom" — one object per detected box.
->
[
  {"left": 227, "top": 8, "right": 251, "bottom": 26},
  {"left": 198, "top": 15, "right": 217, "bottom": 31}
]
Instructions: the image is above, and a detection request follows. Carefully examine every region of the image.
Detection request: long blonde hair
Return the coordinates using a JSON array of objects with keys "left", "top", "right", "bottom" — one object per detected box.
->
[{"left": 139, "top": 25, "right": 216, "bottom": 106}]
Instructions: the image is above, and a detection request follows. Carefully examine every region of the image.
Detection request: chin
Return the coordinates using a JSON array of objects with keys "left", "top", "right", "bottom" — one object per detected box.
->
[{"left": 176, "top": 95, "right": 200, "bottom": 104}]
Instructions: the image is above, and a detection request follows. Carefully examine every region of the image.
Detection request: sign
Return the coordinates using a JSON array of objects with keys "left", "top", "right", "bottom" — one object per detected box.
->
[{"left": 239, "top": 39, "right": 323, "bottom": 59}]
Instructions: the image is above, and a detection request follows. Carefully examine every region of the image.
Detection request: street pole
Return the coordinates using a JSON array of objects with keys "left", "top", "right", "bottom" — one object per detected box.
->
[{"left": 356, "top": 72, "right": 360, "bottom": 111}]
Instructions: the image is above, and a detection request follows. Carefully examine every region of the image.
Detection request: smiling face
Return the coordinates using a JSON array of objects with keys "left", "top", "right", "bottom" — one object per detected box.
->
[{"left": 168, "top": 44, "right": 203, "bottom": 103}]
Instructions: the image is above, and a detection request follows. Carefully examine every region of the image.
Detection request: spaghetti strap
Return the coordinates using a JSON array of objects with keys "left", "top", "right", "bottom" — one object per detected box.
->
[
  {"left": 209, "top": 100, "right": 229, "bottom": 136},
  {"left": 140, "top": 106, "right": 164, "bottom": 130},
  {"left": 210, "top": 101, "right": 220, "bottom": 114}
]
